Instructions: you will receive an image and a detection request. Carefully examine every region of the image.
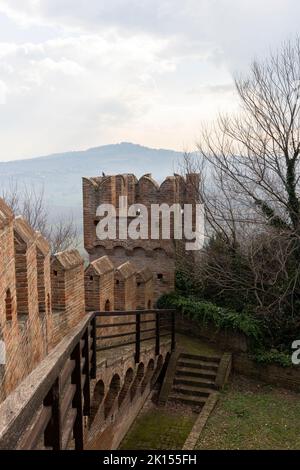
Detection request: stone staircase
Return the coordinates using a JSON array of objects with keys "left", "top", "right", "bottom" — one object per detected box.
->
[{"left": 167, "top": 353, "right": 221, "bottom": 410}]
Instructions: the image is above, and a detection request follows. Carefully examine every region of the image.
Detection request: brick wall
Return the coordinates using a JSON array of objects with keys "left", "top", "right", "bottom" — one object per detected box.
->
[
  {"left": 0, "top": 200, "right": 19, "bottom": 400},
  {"left": 114, "top": 261, "right": 136, "bottom": 311},
  {"left": 177, "top": 316, "right": 248, "bottom": 352},
  {"left": 85, "top": 256, "right": 114, "bottom": 312},
  {"left": 136, "top": 268, "right": 153, "bottom": 310},
  {"left": 82, "top": 173, "right": 200, "bottom": 303},
  {"left": 0, "top": 197, "right": 87, "bottom": 403},
  {"left": 51, "top": 250, "right": 85, "bottom": 346},
  {"left": 233, "top": 353, "right": 300, "bottom": 392},
  {"left": 36, "top": 233, "right": 52, "bottom": 354},
  {"left": 13, "top": 217, "right": 44, "bottom": 378}
]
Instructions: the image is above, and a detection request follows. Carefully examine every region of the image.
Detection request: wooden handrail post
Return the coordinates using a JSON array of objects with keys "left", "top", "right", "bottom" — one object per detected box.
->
[
  {"left": 83, "top": 328, "right": 91, "bottom": 416},
  {"left": 90, "top": 315, "right": 97, "bottom": 379},
  {"left": 71, "top": 342, "right": 84, "bottom": 450},
  {"left": 171, "top": 311, "right": 176, "bottom": 351},
  {"left": 44, "top": 378, "right": 62, "bottom": 450},
  {"left": 155, "top": 312, "right": 160, "bottom": 356},
  {"left": 135, "top": 312, "right": 141, "bottom": 363}
]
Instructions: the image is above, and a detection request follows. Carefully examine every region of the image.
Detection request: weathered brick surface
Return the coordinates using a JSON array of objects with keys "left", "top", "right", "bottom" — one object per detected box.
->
[
  {"left": 0, "top": 199, "right": 86, "bottom": 403},
  {"left": 51, "top": 250, "right": 85, "bottom": 346},
  {"left": 86, "top": 344, "right": 171, "bottom": 450},
  {"left": 82, "top": 173, "right": 200, "bottom": 302},
  {"left": 0, "top": 170, "right": 199, "bottom": 408},
  {"left": 177, "top": 316, "right": 248, "bottom": 352},
  {"left": 85, "top": 256, "right": 114, "bottom": 312},
  {"left": 114, "top": 261, "right": 136, "bottom": 311},
  {"left": 233, "top": 353, "right": 300, "bottom": 392},
  {"left": 13, "top": 217, "right": 44, "bottom": 383},
  {"left": 136, "top": 267, "right": 153, "bottom": 310},
  {"left": 182, "top": 392, "right": 219, "bottom": 450}
]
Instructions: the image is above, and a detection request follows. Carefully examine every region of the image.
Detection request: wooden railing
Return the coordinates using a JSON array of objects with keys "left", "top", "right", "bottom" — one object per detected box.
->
[
  {"left": 96, "top": 309, "right": 176, "bottom": 363},
  {"left": 0, "top": 309, "right": 175, "bottom": 450}
]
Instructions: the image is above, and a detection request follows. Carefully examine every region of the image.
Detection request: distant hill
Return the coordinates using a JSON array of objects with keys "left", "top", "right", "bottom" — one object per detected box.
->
[{"left": 0, "top": 142, "right": 183, "bottom": 228}]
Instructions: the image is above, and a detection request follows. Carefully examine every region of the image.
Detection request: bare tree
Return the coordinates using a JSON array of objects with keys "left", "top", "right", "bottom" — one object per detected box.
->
[
  {"left": 198, "top": 38, "right": 300, "bottom": 235},
  {"left": 2, "top": 179, "right": 79, "bottom": 253},
  {"left": 47, "top": 216, "right": 79, "bottom": 254},
  {"left": 180, "top": 38, "right": 300, "bottom": 348}
]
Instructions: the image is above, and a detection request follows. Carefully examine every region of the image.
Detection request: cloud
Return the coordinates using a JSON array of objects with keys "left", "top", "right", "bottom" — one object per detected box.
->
[
  {"left": 0, "top": 1, "right": 299, "bottom": 160},
  {"left": 0, "top": 31, "right": 195, "bottom": 158},
  {"left": 0, "top": 79, "right": 7, "bottom": 103}
]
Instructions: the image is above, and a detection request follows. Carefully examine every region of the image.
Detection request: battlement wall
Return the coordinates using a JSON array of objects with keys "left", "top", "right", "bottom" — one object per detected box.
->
[
  {"left": 82, "top": 172, "right": 200, "bottom": 300},
  {"left": 0, "top": 195, "right": 157, "bottom": 403},
  {"left": 0, "top": 198, "right": 86, "bottom": 402}
]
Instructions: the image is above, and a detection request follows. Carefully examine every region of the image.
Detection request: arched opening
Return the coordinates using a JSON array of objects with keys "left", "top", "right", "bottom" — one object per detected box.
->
[
  {"left": 147, "top": 300, "right": 151, "bottom": 309},
  {"left": 130, "top": 363, "right": 145, "bottom": 401},
  {"left": 90, "top": 380, "right": 105, "bottom": 425},
  {"left": 104, "top": 374, "right": 120, "bottom": 418},
  {"left": 153, "top": 248, "right": 167, "bottom": 258},
  {"left": 113, "top": 246, "right": 126, "bottom": 258},
  {"left": 132, "top": 247, "right": 146, "bottom": 258},
  {"left": 118, "top": 368, "right": 134, "bottom": 408},
  {"left": 105, "top": 299, "right": 111, "bottom": 312},
  {"left": 5, "top": 289, "right": 12, "bottom": 321}
]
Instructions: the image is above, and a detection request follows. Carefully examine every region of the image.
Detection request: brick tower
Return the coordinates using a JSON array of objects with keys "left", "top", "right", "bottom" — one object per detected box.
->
[{"left": 82, "top": 173, "right": 200, "bottom": 302}]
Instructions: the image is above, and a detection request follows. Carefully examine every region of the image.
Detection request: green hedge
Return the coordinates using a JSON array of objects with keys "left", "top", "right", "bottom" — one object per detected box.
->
[
  {"left": 157, "top": 292, "right": 262, "bottom": 341},
  {"left": 158, "top": 292, "right": 294, "bottom": 368},
  {"left": 250, "top": 349, "right": 291, "bottom": 368}
]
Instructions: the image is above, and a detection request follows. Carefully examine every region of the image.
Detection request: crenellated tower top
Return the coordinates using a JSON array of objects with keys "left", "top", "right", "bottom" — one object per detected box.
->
[{"left": 82, "top": 172, "right": 200, "bottom": 301}]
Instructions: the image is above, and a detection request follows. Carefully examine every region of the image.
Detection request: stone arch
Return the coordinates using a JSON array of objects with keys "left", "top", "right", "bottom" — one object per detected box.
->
[
  {"left": 98, "top": 177, "right": 114, "bottom": 205},
  {"left": 90, "top": 380, "right": 105, "bottom": 424},
  {"left": 118, "top": 368, "right": 134, "bottom": 408},
  {"left": 141, "top": 359, "right": 155, "bottom": 393},
  {"left": 137, "top": 175, "right": 160, "bottom": 204},
  {"left": 94, "top": 245, "right": 107, "bottom": 256},
  {"left": 104, "top": 299, "right": 111, "bottom": 312},
  {"left": 5, "top": 289, "right": 12, "bottom": 321},
  {"left": 130, "top": 363, "right": 144, "bottom": 401},
  {"left": 153, "top": 247, "right": 167, "bottom": 258},
  {"left": 132, "top": 247, "right": 146, "bottom": 257},
  {"left": 113, "top": 246, "right": 127, "bottom": 258},
  {"left": 104, "top": 374, "right": 121, "bottom": 418},
  {"left": 159, "top": 176, "right": 177, "bottom": 203},
  {"left": 116, "top": 174, "right": 127, "bottom": 202}
]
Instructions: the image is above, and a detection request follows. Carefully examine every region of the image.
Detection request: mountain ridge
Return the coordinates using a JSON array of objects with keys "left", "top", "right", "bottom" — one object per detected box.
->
[
  {"left": 0, "top": 142, "right": 184, "bottom": 223},
  {"left": 0, "top": 142, "right": 180, "bottom": 164}
]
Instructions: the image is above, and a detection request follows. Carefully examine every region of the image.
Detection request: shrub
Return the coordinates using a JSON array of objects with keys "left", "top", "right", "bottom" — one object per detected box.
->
[
  {"left": 157, "top": 292, "right": 262, "bottom": 341},
  {"left": 251, "top": 349, "right": 292, "bottom": 368}
]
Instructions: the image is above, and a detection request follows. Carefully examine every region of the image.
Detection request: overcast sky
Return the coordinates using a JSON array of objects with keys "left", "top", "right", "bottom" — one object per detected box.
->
[{"left": 0, "top": 0, "right": 298, "bottom": 161}]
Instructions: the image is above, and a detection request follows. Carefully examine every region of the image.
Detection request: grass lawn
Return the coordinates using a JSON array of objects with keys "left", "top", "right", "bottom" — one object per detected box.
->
[
  {"left": 176, "top": 333, "right": 220, "bottom": 356},
  {"left": 196, "top": 374, "right": 300, "bottom": 450},
  {"left": 120, "top": 335, "right": 300, "bottom": 450},
  {"left": 119, "top": 405, "right": 196, "bottom": 450}
]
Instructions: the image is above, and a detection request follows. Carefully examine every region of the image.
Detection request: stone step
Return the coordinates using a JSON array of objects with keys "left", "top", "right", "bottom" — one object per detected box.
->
[
  {"left": 177, "top": 359, "right": 219, "bottom": 372},
  {"left": 168, "top": 391, "right": 207, "bottom": 408},
  {"left": 174, "top": 377, "right": 217, "bottom": 390},
  {"left": 173, "top": 384, "right": 212, "bottom": 397},
  {"left": 180, "top": 353, "right": 221, "bottom": 363},
  {"left": 176, "top": 366, "right": 217, "bottom": 380}
]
